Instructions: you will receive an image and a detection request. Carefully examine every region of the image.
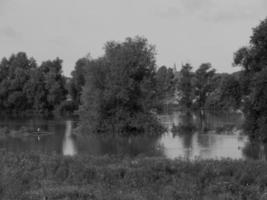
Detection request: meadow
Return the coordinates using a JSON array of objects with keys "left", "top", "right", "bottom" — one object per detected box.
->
[{"left": 1, "top": 151, "right": 267, "bottom": 200}]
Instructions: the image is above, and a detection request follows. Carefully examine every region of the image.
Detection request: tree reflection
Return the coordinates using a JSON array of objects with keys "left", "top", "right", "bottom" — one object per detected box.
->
[
  {"left": 171, "top": 112, "right": 196, "bottom": 136},
  {"left": 171, "top": 112, "right": 196, "bottom": 157},
  {"left": 75, "top": 133, "right": 164, "bottom": 158},
  {"left": 243, "top": 140, "right": 267, "bottom": 160},
  {"left": 198, "top": 111, "right": 207, "bottom": 132}
]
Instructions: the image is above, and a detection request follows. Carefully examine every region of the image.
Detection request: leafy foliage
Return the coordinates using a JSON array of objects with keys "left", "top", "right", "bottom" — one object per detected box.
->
[
  {"left": 79, "top": 37, "right": 164, "bottom": 135},
  {"left": 233, "top": 17, "right": 267, "bottom": 140},
  {"left": 154, "top": 65, "right": 175, "bottom": 107},
  {"left": 176, "top": 63, "right": 194, "bottom": 110},
  {"left": 0, "top": 53, "right": 67, "bottom": 115},
  {"left": 205, "top": 73, "right": 242, "bottom": 111},
  {"left": 69, "top": 58, "right": 88, "bottom": 109},
  {"left": 176, "top": 62, "right": 242, "bottom": 113},
  {"left": 193, "top": 63, "right": 216, "bottom": 110}
]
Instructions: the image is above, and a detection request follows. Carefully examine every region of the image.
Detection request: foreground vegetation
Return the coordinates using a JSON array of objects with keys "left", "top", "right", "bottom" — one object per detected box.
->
[{"left": 0, "top": 151, "right": 267, "bottom": 200}]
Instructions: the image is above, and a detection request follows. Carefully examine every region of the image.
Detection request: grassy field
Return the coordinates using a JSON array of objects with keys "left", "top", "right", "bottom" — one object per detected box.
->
[{"left": 0, "top": 151, "right": 267, "bottom": 200}]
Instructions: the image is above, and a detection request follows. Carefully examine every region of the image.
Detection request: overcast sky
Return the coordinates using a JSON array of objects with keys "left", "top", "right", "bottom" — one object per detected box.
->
[{"left": 0, "top": 0, "right": 266, "bottom": 76}]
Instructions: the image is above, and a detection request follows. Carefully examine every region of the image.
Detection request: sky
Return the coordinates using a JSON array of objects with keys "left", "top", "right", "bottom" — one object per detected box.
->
[{"left": 0, "top": 0, "right": 266, "bottom": 76}]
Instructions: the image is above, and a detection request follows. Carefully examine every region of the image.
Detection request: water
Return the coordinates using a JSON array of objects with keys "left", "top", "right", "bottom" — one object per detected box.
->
[{"left": 0, "top": 111, "right": 262, "bottom": 160}]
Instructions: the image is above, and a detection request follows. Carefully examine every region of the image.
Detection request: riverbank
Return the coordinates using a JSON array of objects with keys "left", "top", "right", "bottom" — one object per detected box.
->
[
  {"left": 0, "top": 152, "right": 267, "bottom": 200},
  {"left": 0, "top": 126, "right": 32, "bottom": 138}
]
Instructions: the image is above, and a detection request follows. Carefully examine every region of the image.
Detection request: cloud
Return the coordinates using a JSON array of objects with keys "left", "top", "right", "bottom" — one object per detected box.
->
[
  {"left": 155, "top": 0, "right": 266, "bottom": 22},
  {"left": 0, "top": 0, "right": 9, "bottom": 15},
  {"left": 0, "top": 26, "right": 20, "bottom": 39},
  {"left": 48, "top": 36, "right": 69, "bottom": 48},
  {"left": 155, "top": 7, "right": 182, "bottom": 18},
  {"left": 154, "top": 0, "right": 212, "bottom": 19}
]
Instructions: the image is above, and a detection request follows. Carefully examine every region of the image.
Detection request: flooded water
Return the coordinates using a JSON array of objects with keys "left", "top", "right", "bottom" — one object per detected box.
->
[{"left": 0, "top": 111, "right": 262, "bottom": 160}]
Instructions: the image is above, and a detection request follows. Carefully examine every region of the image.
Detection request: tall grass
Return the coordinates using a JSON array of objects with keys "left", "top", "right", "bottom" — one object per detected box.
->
[{"left": 0, "top": 151, "right": 267, "bottom": 199}]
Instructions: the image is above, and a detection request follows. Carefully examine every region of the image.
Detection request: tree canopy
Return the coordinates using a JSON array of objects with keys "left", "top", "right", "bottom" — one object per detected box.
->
[
  {"left": 69, "top": 58, "right": 88, "bottom": 109},
  {"left": 233, "top": 17, "right": 267, "bottom": 141},
  {"left": 0, "top": 52, "right": 67, "bottom": 116},
  {"left": 79, "top": 37, "right": 164, "bottom": 135},
  {"left": 176, "top": 63, "right": 194, "bottom": 111}
]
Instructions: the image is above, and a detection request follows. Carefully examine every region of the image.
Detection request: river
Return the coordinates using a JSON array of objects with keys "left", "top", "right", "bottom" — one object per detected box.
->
[{"left": 0, "top": 111, "right": 263, "bottom": 160}]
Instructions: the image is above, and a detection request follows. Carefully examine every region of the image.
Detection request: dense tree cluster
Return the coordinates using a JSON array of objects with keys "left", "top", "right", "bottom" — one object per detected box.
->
[
  {"left": 176, "top": 64, "right": 194, "bottom": 111},
  {"left": 78, "top": 37, "right": 165, "bottom": 135},
  {"left": 154, "top": 65, "right": 176, "bottom": 110},
  {"left": 234, "top": 17, "right": 267, "bottom": 141},
  {"left": 68, "top": 58, "right": 88, "bottom": 109},
  {"left": 69, "top": 59, "right": 176, "bottom": 114},
  {"left": 205, "top": 72, "right": 242, "bottom": 111},
  {"left": 0, "top": 52, "right": 68, "bottom": 115},
  {"left": 193, "top": 63, "right": 216, "bottom": 111},
  {"left": 176, "top": 63, "right": 241, "bottom": 113}
]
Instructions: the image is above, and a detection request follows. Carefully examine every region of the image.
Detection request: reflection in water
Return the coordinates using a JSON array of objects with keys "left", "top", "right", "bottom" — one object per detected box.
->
[
  {"left": 76, "top": 134, "right": 164, "bottom": 157},
  {"left": 0, "top": 111, "right": 262, "bottom": 160},
  {"left": 171, "top": 112, "right": 196, "bottom": 136},
  {"left": 242, "top": 141, "right": 267, "bottom": 160},
  {"left": 62, "top": 120, "right": 76, "bottom": 156},
  {"left": 159, "top": 111, "right": 247, "bottom": 160},
  {"left": 159, "top": 132, "right": 247, "bottom": 160},
  {"left": 0, "top": 118, "right": 64, "bottom": 154}
]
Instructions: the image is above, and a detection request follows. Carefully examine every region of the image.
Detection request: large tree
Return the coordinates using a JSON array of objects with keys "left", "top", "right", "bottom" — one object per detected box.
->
[
  {"left": 234, "top": 17, "right": 267, "bottom": 141},
  {"left": 39, "top": 58, "right": 67, "bottom": 111},
  {"left": 0, "top": 53, "right": 68, "bottom": 115},
  {"left": 205, "top": 73, "right": 242, "bottom": 111},
  {"left": 79, "top": 37, "right": 164, "bottom": 135},
  {"left": 219, "top": 75, "right": 241, "bottom": 110},
  {"left": 0, "top": 52, "right": 36, "bottom": 113}
]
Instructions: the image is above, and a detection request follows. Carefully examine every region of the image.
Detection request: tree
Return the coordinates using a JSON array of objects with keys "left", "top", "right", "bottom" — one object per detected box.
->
[
  {"left": 234, "top": 17, "right": 267, "bottom": 141},
  {"left": 79, "top": 58, "right": 108, "bottom": 133},
  {"left": 79, "top": 36, "right": 164, "bottom": 135},
  {"left": 0, "top": 53, "right": 68, "bottom": 115},
  {"left": 0, "top": 52, "right": 37, "bottom": 113},
  {"left": 23, "top": 67, "right": 47, "bottom": 113},
  {"left": 205, "top": 73, "right": 242, "bottom": 112},
  {"left": 69, "top": 58, "right": 88, "bottom": 109},
  {"left": 154, "top": 65, "right": 175, "bottom": 109},
  {"left": 39, "top": 58, "right": 67, "bottom": 112},
  {"left": 193, "top": 63, "right": 215, "bottom": 111},
  {"left": 219, "top": 75, "right": 241, "bottom": 110},
  {"left": 176, "top": 63, "right": 194, "bottom": 111},
  {"left": 242, "top": 68, "right": 267, "bottom": 140}
]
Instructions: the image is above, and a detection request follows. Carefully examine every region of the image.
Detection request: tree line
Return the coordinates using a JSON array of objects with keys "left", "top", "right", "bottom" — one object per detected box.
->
[
  {"left": 1, "top": 17, "right": 267, "bottom": 139},
  {"left": 0, "top": 53, "right": 69, "bottom": 116},
  {"left": 176, "top": 63, "right": 241, "bottom": 113},
  {"left": 176, "top": 17, "right": 267, "bottom": 141},
  {"left": 69, "top": 37, "right": 244, "bottom": 135},
  {"left": 0, "top": 38, "right": 250, "bottom": 135},
  {"left": 0, "top": 50, "right": 239, "bottom": 117}
]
